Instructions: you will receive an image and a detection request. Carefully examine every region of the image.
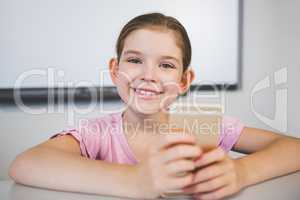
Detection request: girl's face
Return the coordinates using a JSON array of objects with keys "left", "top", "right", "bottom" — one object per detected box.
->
[{"left": 109, "top": 28, "right": 194, "bottom": 115}]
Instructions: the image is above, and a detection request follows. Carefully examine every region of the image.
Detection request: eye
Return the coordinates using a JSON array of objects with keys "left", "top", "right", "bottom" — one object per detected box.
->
[
  {"left": 127, "top": 58, "right": 142, "bottom": 64},
  {"left": 160, "top": 63, "right": 175, "bottom": 69}
]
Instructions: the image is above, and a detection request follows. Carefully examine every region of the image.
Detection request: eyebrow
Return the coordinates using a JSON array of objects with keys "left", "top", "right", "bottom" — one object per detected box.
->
[
  {"left": 123, "top": 50, "right": 143, "bottom": 55},
  {"left": 123, "top": 50, "right": 181, "bottom": 64}
]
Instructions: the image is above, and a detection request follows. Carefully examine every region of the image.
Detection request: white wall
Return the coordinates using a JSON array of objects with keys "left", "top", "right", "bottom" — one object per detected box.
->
[
  {"left": 1, "top": 0, "right": 300, "bottom": 180},
  {"left": 0, "top": 0, "right": 240, "bottom": 87}
]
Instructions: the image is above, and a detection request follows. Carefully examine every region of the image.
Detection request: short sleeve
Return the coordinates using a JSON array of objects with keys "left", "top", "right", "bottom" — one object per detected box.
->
[
  {"left": 218, "top": 116, "right": 245, "bottom": 152},
  {"left": 50, "top": 119, "right": 102, "bottom": 160}
]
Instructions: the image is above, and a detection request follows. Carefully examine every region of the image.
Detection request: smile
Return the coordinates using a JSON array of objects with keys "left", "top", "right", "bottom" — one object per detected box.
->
[{"left": 132, "top": 88, "right": 163, "bottom": 99}]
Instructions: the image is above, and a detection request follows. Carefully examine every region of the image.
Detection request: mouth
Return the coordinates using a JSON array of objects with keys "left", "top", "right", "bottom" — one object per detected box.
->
[{"left": 131, "top": 87, "right": 163, "bottom": 99}]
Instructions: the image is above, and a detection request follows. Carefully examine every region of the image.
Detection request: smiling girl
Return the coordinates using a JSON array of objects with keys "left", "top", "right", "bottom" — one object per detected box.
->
[{"left": 9, "top": 13, "right": 300, "bottom": 200}]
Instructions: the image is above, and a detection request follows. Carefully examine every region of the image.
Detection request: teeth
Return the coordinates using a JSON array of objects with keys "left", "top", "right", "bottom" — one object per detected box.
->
[{"left": 135, "top": 89, "right": 158, "bottom": 96}]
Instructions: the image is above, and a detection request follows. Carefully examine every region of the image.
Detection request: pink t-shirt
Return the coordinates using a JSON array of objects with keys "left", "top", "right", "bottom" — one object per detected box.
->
[{"left": 50, "top": 111, "right": 244, "bottom": 165}]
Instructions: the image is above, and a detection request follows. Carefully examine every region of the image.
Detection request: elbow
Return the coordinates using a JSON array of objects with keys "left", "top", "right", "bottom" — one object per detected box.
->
[
  {"left": 8, "top": 153, "right": 31, "bottom": 183},
  {"left": 8, "top": 156, "right": 20, "bottom": 182}
]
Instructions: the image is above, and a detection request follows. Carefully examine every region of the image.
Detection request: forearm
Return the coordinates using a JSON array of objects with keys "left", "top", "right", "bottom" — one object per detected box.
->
[
  {"left": 237, "top": 137, "right": 300, "bottom": 188},
  {"left": 9, "top": 147, "right": 142, "bottom": 199}
]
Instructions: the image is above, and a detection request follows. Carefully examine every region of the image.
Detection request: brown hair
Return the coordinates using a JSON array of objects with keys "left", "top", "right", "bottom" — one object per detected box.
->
[{"left": 116, "top": 12, "right": 191, "bottom": 72}]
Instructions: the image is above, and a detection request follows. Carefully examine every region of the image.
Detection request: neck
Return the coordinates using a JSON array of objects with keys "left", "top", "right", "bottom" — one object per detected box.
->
[{"left": 122, "top": 107, "right": 169, "bottom": 135}]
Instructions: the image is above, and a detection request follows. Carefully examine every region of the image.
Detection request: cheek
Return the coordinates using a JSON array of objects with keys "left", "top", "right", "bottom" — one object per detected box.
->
[
  {"left": 114, "top": 68, "right": 135, "bottom": 103},
  {"left": 159, "top": 76, "right": 181, "bottom": 109},
  {"left": 117, "top": 68, "right": 134, "bottom": 85},
  {"left": 161, "top": 75, "right": 182, "bottom": 94}
]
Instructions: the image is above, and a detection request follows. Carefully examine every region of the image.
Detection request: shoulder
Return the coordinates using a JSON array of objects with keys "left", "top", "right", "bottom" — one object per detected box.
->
[
  {"left": 221, "top": 115, "right": 244, "bottom": 133},
  {"left": 218, "top": 115, "right": 245, "bottom": 152},
  {"left": 50, "top": 111, "right": 123, "bottom": 159},
  {"left": 77, "top": 111, "right": 123, "bottom": 134}
]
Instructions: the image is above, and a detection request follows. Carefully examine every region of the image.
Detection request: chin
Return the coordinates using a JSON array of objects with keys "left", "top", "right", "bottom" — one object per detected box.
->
[
  {"left": 135, "top": 106, "right": 161, "bottom": 115},
  {"left": 126, "top": 102, "right": 162, "bottom": 115}
]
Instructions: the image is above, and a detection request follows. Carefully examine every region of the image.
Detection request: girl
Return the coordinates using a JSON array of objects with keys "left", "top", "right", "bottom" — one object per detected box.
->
[{"left": 9, "top": 13, "right": 300, "bottom": 200}]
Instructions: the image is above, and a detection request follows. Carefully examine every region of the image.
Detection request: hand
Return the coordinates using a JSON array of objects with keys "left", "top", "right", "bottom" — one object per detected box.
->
[
  {"left": 182, "top": 147, "right": 246, "bottom": 200},
  {"left": 134, "top": 133, "right": 202, "bottom": 199}
]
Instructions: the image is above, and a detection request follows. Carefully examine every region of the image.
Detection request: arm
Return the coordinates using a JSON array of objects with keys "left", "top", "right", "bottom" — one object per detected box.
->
[
  {"left": 182, "top": 127, "right": 300, "bottom": 200},
  {"left": 8, "top": 135, "right": 141, "bottom": 199},
  {"left": 233, "top": 127, "right": 300, "bottom": 187},
  {"left": 9, "top": 133, "right": 202, "bottom": 199}
]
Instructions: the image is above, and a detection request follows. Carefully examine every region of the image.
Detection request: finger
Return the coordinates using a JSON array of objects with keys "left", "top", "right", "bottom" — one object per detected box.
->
[
  {"left": 165, "top": 159, "right": 196, "bottom": 176},
  {"left": 195, "top": 147, "right": 225, "bottom": 168},
  {"left": 193, "top": 185, "right": 232, "bottom": 200},
  {"left": 184, "top": 175, "right": 228, "bottom": 194},
  {"left": 167, "top": 172, "right": 194, "bottom": 190},
  {"left": 191, "top": 161, "right": 229, "bottom": 184},
  {"left": 155, "top": 132, "right": 198, "bottom": 152},
  {"left": 161, "top": 144, "right": 202, "bottom": 163}
]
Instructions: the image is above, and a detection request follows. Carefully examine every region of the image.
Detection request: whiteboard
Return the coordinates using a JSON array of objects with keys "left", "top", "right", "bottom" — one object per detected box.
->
[{"left": 0, "top": 0, "right": 241, "bottom": 91}]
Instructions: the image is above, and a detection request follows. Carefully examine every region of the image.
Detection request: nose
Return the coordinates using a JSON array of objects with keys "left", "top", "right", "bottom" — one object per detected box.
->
[{"left": 141, "top": 64, "right": 158, "bottom": 83}]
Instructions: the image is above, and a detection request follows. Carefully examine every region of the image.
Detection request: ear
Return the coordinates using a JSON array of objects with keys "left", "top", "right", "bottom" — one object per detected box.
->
[
  {"left": 178, "top": 68, "right": 195, "bottom": 95},
  {"left": 109, "top": 58, "right": 119, "bottom": 85}
]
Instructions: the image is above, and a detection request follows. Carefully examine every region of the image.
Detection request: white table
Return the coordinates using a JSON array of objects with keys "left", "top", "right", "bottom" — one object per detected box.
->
[{"left": 1, "top": 172, "right": 300, "bottom": 200}]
